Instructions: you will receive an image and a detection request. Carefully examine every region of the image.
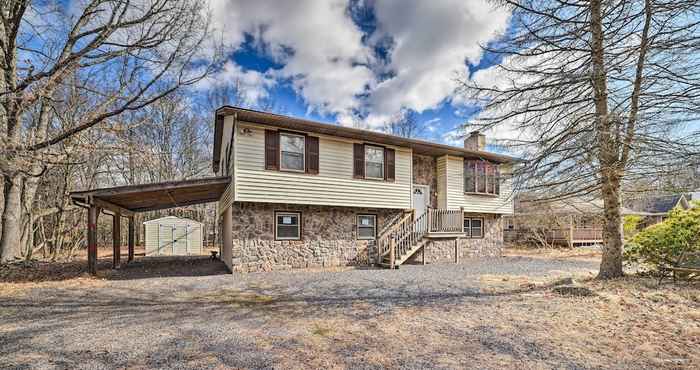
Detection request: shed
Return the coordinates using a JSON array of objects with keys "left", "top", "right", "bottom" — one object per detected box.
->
[{"left": 144, "top": 216, "right": 203, "bottom": 256}]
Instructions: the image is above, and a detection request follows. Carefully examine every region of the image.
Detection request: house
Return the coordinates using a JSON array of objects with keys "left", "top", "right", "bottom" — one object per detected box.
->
[
  {"left": 689, "top": 188, "right": 700, "bottom": 203},
  {"left": 212, "top": 106, "right": 521, "bottom": 272},
  {"left": 623, "top": 194, "right": 692, "bottom": 229},
  {"left": 503, "top": 197, "right": 608, "bottom": 247}
]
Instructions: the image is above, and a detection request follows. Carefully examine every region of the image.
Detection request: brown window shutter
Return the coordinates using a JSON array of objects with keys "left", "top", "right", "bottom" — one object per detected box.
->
[
  {"left": 384, "top": 148, "right": 395, "bottom": 181},
  {"left": 265, "top": 130, "right": 279, "bottom": 170},
  {"left": 305, "top": 136, "right": 319, "bottom": 174},
  {"left": 495, "top": 165, "right": 501, "bottom": 195},
  {"left": 353, "top": 143, "right": 364, "bottom": 178}
]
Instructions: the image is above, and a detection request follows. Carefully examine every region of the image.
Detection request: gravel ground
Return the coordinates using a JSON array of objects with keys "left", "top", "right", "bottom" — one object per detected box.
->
[{"left": 2, "top": 254, "right": 694, "bottom": 369}]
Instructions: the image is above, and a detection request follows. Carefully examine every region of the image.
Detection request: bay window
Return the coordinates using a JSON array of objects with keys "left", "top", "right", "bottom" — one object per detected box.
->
[{"left": 464, "top": 160, "right": 500, "bottom": 195}]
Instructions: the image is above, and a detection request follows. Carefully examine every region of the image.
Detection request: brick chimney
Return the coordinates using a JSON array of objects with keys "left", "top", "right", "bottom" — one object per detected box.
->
[{"left": 464, "top": 130, "right": 486, "bottom": 151}]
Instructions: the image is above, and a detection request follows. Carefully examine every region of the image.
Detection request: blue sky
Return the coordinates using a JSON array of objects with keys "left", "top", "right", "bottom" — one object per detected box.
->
[{"left": 199, "top": 0, "right": 512, "bottom": 146}]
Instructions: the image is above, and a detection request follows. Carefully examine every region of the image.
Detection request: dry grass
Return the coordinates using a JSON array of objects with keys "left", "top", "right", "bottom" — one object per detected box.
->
[
  {"left": 249, "top": 275, "right": 699, "bottom": 369},
  {"left": 505, "top": 245, "right": 603, "bottom": 261}
]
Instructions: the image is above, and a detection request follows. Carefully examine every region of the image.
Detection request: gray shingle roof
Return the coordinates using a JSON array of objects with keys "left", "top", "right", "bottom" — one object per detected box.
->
[{"left": 623, "top": 194, "right": 685, "bottom": 214}]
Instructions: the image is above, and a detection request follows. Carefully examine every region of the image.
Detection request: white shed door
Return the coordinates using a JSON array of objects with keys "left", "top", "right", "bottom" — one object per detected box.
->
[
  {"left": 158, "top": 225, "right": 174, "bottom": 255},
  {"left": 173, "top": 226, "right": 188, "bottom": 255}
]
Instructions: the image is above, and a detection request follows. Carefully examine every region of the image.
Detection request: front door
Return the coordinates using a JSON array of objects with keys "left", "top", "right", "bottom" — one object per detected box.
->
[{"left": 412, "top": 184, "right": 429, "bottom": 216}]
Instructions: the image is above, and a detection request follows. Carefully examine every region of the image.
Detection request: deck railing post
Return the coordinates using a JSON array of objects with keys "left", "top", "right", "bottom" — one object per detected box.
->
[
  {"left": 389, "top": 238, "right": 396, "bottom": 269},
  {"left": 428, "top": 208, "right": 433, "bottom": 233},
  {"left": 568, "top": 215, "right": 574, "bottom": 248}
]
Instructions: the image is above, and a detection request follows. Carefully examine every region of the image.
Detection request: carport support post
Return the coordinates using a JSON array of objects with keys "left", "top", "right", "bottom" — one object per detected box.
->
[
  {"left": 128, "top": 217, "right": 135, "bottom": 262},
  {"left": 87, "top": 205, "right": 98, "bottom": 275},
  {"left": 112, "top": 212, "right": 121, "bottom": 269}
]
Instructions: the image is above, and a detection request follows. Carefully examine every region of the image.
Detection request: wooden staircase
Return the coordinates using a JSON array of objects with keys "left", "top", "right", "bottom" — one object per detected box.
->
[
  {"left": 374, "top": 208, "right": 465, "bottom": 268},
  {"left": 375, "top": 211, "right": 430, "bottom": 268}
]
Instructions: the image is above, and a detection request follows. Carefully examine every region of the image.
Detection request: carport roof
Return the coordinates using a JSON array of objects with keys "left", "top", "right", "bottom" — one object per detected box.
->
[{"left": 70, "top": 176, "right": 230, "bottom": 213}]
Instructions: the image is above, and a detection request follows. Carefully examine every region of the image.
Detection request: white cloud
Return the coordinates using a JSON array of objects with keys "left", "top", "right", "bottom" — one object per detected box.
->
[
  {"left": 207, "top": 0, "right": 374, "bottom": 118},
  {"left": 204, "top": 0, "right": 509, "bottom": 127},
  {"left": 365, "top": 0, "right": 510, "bottom": 126}
]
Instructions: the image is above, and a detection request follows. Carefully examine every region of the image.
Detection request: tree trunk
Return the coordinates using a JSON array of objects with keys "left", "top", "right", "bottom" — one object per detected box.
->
[
  {"left": 599, "top": 174, "right": 624, "bottom": 278},
  {"left": 0, "top": 174, "right": 24, "bottom": 262},
  {"left": 590, "top": 0, "right": 624, "bottom": 279}
]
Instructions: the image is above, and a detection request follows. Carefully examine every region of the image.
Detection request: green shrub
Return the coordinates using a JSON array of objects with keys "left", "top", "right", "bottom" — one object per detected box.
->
[
  {"left": 623, "top": 215, "right": 642, "bottom": 238},
  {"left": 623, "top": 203, "right": 700, "bottom": 271}
]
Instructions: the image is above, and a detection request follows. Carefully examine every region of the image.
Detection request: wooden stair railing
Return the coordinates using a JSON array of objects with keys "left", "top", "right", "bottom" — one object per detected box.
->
[
  {"left": 374, "top": 208, "right": 465, "bottom": 268},
  {"left": 375, "top": 211, "right": 414, "bottom": 264},
  {"left": 377, "top": 211, "right": 429, "bottom": 268}
]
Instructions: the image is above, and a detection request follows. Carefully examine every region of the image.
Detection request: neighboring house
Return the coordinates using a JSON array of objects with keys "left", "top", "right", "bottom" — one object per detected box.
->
[
  {"left": 503, "top": 197, "right": 608, "bottom": 247},
  {"left": 623, "top": 194, "right": 691, "bottom": 228},
  {"left": 690, "top": 188, "right": 700, "bottom": 203},
  {"left": 213, "top": 106, "right": 521, "bottom": 272}
]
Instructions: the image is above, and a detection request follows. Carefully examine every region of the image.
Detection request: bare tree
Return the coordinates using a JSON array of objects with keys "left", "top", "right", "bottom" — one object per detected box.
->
[
  {"left": 0, "top": 0, "right": 216, "bottom": 261},
  {"left": 458, "top": 0, "right": 700, "bottom": 278},
  {"left": 383, "top": 109, "right": 424, "bottom": 139}
]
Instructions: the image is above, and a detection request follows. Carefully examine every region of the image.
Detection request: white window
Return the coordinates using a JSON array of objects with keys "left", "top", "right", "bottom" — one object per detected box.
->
[
  {"left": 365, "top": 146, "right": 384, "bottom": 180},
  {"left": 463, "top": 217, "right": 484, "bottom": 238},
  {"left": 280, "top": 133, "right": 305, "bottom": 172},
  {"left": 357, "top": 214, "right": 377, "bottom": 240},
  {"left": 275, "top": 212, "right": 301, "bottom": 240}
]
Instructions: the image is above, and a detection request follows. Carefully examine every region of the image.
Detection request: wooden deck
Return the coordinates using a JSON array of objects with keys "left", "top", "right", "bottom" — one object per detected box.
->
[{"left": 505, "top": 228, "right": 604, "bottom": 246}]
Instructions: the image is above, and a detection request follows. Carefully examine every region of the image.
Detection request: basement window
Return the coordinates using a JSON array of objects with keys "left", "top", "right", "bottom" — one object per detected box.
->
[
  {"left": 357, "top": 214, "right": 377, "bottom": 240},
  {"left": 275, "top": 212, "right": 301, "bottom": 240},
  {"left": 463, "top": 217, "right": 484, "bottom": 238}
]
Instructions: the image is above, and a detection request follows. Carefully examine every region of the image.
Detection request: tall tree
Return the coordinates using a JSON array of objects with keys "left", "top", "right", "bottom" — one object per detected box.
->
[
  {"left": 459, "top": 0, "right": 700, "bottom": 278},
  {"left": 0, "top": 0, "right": 215, "bottom": 261}
]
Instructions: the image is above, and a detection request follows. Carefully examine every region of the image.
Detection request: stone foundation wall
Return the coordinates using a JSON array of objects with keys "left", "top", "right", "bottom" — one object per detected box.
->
[
  {"left": 229, "top": 202, "right": 403, "bottom": 272},
  {"left": 407, "top": 213, "right": 504, "bottom": 264}
]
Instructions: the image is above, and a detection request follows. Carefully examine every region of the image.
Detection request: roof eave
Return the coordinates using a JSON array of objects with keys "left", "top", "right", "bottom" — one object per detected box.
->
[{"left": 212, "top": 105, "right": 525, "bottom": 165}]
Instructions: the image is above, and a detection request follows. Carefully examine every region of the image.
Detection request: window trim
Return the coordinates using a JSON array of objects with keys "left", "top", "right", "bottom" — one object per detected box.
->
[
  {"left": 463, "top": 217, "right": 484, "bottom": 239},
  {"left": 364, "top": 145, "right": 385, "bottom": 180},
  {"left": 275, "top": 211, "right": 302, "bottom": 241},
  {"left": 357, "top": 214, "right": 377, "bottom": 240},
  {"left": 279, "top": 132, "right": 306, "bottom": 173}
]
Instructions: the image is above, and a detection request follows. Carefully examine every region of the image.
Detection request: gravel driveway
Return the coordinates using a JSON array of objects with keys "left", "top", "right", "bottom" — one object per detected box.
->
[{"left": 0, "top": 255, "right": 616, "bottom": 369}]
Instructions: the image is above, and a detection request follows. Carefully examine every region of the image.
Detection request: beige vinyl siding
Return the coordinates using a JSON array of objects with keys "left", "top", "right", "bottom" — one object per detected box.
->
[
  {"left": 217, "top": 115, "right": 236, "bottom": 213},
  {"left": 444, "top": 156, "right": 514, "bottom": 214},
  {"left": 234, "top": 122, "right": 412, "bottom": 209},
  {"left": 218, "top": 182, "right": 234, "bottom": 215},
  {"left": 437, "top": 156, "right": 448, "bottom": 208}
]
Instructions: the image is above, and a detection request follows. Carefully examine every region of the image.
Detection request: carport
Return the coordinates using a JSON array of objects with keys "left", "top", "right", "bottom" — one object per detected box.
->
[{"left": 70, "top": 177, "right": 230, "bottom": 275}]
